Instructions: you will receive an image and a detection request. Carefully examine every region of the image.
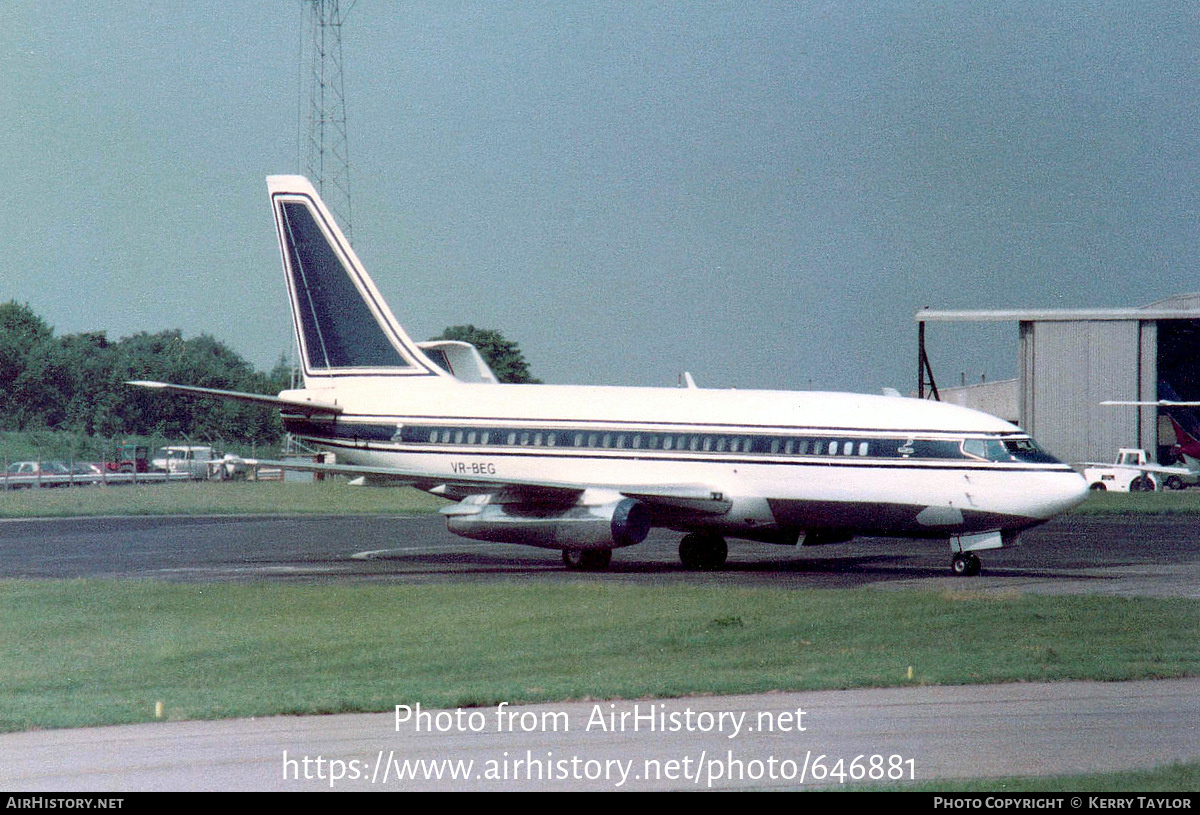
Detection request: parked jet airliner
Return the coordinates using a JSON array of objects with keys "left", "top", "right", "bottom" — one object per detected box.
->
[{"left": 133, "top": 175, "right": 1088, "bottom": 574}]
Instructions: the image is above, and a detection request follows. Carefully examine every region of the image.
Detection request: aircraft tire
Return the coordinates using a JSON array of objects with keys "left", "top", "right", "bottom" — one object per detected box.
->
[
  {"left": 679, "top": 533, "right": 728, "bottom": 570},
  {"left": 561, "top": 548, "right": 612, "bottom": 571},
  {"left": 1166, "top": 476, "right": 1185, "bottom": 491},
  {"left": 951, "top": 553, "right": 981, "bottom": 577}
]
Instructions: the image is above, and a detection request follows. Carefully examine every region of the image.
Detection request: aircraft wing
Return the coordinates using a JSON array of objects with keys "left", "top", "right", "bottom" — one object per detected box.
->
[
  {"left": 128, "top": 381, "right": 343, "bottom": 416},
  {"left": 1102, "top": 399, "right": 1200, "bottom": 406},
  {"left": 240, "top": 456, "right": 732, "bottom": 514}
]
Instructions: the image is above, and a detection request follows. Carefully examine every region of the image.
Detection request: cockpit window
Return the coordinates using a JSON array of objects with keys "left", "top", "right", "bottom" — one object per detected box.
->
[
  {"left": 962, "top": 438, "right": 1013, "bottom": 462},
  {"left": 1003, "top": 437, "right": 1061, "bottom": 464}
]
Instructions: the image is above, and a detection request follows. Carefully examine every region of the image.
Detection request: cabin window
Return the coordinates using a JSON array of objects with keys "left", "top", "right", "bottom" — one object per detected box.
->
[{"left": 404, "top": 425, "right": 1011, "bottom": 462}]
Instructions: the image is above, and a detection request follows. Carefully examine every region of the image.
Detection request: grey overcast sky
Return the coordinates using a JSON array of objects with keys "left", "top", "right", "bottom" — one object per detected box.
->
[{"left": 4, "top": 2, "right": 1199, "bottom": 393}]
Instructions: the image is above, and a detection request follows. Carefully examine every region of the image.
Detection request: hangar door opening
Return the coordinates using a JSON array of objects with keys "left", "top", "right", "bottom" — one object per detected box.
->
[{"left": 1155, "top": 319, "right": 1200, "bottom": 464}]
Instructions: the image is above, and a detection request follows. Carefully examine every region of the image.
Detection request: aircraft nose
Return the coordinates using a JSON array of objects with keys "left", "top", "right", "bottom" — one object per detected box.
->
[{"left": 1043, "top": 470, "right": 1089, "bottom": 518}]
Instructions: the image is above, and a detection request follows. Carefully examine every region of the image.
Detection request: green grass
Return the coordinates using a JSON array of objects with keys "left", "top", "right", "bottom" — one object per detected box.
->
[
  {"left": 1, "top": 581, "right": 1195, "bottom": 732},
  {"left": 0, "top": 480, "right": 446, "bottom": 518},
  {"left": 1073, "top": 489, "right": 1200, "bottom": 515}
]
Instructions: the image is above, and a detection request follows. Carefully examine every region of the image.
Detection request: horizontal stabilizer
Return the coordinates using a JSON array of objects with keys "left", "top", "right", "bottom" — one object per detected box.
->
[{"left": 127, "top": 381, "right": 343, "bottom": 416}]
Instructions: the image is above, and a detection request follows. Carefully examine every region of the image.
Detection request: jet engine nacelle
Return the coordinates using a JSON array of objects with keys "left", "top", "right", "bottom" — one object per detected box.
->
[{"left": 444, "top": 496, "right": 651, "bottom": 550}]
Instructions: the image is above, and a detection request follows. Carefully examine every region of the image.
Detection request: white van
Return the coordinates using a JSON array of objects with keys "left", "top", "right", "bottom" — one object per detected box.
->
[{"left": 153, "top": 446, "right": 217, "bottom": 479}]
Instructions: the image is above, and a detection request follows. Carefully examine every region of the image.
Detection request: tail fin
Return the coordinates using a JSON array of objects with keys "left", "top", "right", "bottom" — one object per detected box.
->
[
  {"left": 1168, "top": 415, "right": 1200, "bottom": 459},
  {"left": 267, "top": 175, "right": 444, "bottom": 379}
]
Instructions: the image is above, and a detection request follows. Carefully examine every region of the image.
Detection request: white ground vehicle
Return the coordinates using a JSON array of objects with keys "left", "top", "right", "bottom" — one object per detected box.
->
[
  {"left": 153, "top": 446, "right": 221, "bottom": 479},
  {"left": 1080, "top": 448, "right": 1195, "bottom": 492},
  {"left": 151, "top": 446, "right": 250, "bottom": 481}
]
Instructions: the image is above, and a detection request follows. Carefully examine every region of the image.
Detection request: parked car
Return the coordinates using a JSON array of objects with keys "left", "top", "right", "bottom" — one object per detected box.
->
[{"left": 4, "top": 461, "right": 72, "bottom": 488}]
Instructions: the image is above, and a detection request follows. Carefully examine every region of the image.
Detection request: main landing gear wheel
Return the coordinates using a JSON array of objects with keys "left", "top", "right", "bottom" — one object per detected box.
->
[
  {"left": 562, "top": 548, "right": 612, "bottom": 571},
  {"left": 679, "top": 533, "right": 728, "bottom": 570},
  {"left": 951, "top": 552, "right": 981, "bottom": 577}
]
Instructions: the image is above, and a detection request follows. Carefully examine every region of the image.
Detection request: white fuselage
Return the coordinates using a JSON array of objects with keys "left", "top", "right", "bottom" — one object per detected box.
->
[{"left": 281, "top": 375, "right": 1088, "bottom": 542}]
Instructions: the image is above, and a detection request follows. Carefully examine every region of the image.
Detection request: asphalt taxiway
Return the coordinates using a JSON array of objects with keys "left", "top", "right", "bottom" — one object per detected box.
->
[{"left": 0, "top": 512, "right": 1195, "bottom": 597}]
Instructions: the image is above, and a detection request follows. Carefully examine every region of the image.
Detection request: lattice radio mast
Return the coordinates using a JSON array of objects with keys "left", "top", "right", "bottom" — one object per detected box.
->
[{"left": 301, "top": 0, "right": 354, "bottom": 238}]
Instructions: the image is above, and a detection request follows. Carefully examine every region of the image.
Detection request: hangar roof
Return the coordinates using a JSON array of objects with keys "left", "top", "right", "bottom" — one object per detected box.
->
[{"left": 916, "top": 294, "right": 1200, "bottom": 323}]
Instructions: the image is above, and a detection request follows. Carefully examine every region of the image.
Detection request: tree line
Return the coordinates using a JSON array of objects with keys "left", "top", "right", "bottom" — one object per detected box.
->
[
  {"left": 0, "top": 301, "right": 290, "bottom": 446},
  {"left": 0, "top": 303, "right": 539, "bottom": 448}
]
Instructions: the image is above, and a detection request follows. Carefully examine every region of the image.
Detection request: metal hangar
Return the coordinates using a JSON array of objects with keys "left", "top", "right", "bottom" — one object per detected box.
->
[{"left": 916, "top": 294, "right": 1200, "bottom": 466}]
